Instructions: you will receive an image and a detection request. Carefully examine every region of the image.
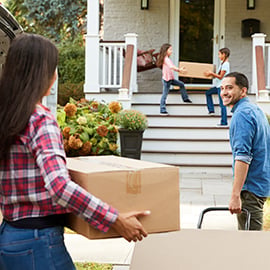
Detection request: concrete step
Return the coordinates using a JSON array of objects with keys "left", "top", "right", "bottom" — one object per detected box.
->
[
  {"left": 146, "top": 115, "right": 231, "bottom": 127},
  {"left": 141, "top": 151, "right": 232, "bottom": 165},
  {"left": 132, "top": 91, "right": 256, "bottom": 104},
  {"left": 132, "top": 103, "right": 232, "bottom": 116},
  {"left": 144, "top": 127, "right": 229, "bottom": 140},
  {"left": 142, "top": 139, "right": 231, "bottom": 152}
]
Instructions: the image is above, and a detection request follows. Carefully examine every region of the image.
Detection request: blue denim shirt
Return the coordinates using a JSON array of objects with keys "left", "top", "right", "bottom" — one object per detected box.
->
[{"left": 230, "top": 97, "right": 270, "bottom": 197}]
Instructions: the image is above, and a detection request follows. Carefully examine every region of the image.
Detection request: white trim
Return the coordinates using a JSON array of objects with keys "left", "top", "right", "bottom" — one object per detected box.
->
[
  {"left": 169, "top": 0, "right": 179, "bottom": 67},
  {"left": 85, "top": 0, "right": 100, "bottom": 93},
  {"left": 213, "top": 0, "right": 226, "bottom": 67}
]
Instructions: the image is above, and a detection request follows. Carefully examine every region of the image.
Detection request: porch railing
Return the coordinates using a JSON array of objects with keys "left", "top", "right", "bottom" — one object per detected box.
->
[
  {"left": 99, "top": 41, "right": 125, "bottom": 89},
  {"left": 98, "top": 33, "right": 138, "bottom": 95}
]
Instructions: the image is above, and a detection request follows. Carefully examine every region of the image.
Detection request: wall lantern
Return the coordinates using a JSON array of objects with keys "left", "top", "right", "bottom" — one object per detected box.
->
[
  {"left": 247, "top": 0, "right": 255, "bottom": 10},
  {"left": 141, "top": 0, "right": 149, "bottom": 10}
]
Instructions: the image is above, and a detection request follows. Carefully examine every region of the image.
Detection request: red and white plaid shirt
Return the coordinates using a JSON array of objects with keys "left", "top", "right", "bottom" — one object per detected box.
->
[{"left": 0, "top": 104, "right": 118, "bottom": 232}]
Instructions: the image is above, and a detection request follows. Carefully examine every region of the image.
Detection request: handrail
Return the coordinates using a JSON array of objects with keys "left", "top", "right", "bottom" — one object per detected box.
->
[
  {"left": 255, "top": 45, "right": 266, "bottom": 91},
  {"left": 121, "top": 44, "right": 134, "bottom": 94},
  {"left": 99, "top": 42, "right": 125, "bottom": 89}
]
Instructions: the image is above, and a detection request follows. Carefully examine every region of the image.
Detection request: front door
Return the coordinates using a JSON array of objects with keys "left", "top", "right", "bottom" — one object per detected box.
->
[{"left": 178, "top": 0, "right": 224, "bottom": 84}]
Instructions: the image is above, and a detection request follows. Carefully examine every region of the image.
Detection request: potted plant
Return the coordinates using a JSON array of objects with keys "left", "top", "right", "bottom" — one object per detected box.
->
[{"left": 117, "top": 109, "right": 148, "bottom": 160}]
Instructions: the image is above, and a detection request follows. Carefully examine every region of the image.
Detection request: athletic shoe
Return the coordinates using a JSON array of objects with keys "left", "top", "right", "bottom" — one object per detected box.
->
[
  {"left": 160, "top": 112, "right": 169, "bottom": 116},
  {"left": 184, "top": 99, "right": 192, "bottom": 103}
]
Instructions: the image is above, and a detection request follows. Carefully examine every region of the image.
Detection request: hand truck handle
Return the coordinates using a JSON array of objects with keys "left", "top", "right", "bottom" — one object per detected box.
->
[{"left": 197, "top": 207, "right": 251, "bottom": 230}]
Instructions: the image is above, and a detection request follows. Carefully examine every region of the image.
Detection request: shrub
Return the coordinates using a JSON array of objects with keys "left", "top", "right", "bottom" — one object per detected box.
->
[{"left": 57, "top": 98, "right": 121, "bottom": 157}]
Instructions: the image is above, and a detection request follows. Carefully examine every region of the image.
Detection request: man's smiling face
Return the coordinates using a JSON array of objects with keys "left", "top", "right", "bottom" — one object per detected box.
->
[{"left": 221, "top": 76, "right": 247, "bottom": 107}]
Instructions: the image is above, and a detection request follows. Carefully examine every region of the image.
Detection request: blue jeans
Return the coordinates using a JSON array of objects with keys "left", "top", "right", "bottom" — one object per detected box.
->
[
  {"left": 205, "top": 86, "right": 227, "bottom": 125},
  {"left": 0, "top": 222, "right": 75, "bottom": 270},
  {"left": 160, "top": 79, "right": 189, "bottom": 113}
]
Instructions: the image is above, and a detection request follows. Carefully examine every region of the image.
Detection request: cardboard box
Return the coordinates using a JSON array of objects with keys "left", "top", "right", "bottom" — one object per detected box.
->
[
  {"left": 66, "top": 156, "right": 180, "bottom": 239},
  {"left": 179, "top": 61, "right": 216, "bottom": 79},
  {"left": 130, "top": 229, "right": 270, "bottom": 269}
]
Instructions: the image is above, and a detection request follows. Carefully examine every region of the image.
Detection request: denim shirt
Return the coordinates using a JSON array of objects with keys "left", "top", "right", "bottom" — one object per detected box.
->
[{"left": 230, "top": 97, "right": 270, "bottom": 197}]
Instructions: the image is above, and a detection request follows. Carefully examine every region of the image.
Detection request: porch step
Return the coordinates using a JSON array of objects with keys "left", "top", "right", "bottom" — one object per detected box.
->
[
  {"left": 85, "top": 91, "right": 256, "bottom": 175},
  {"left": 131, "top": 91, "right": 234, "bottom": 174},
  {"left": 146, "top": 114, "right": 231, "bottom": 127},
  {"left": 132, "top": 103, "right": 230, "bottom": 116},
  {"left": 144, "top": 126, "right": 229, "bottom": 140},
  {"left": 142, "top": 138, "right": 230, "bottom": 152}
]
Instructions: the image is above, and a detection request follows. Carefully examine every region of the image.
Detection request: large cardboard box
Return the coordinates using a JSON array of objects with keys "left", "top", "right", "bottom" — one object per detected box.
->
[
  {"left": 179, "top": 61, "right": 216, "bottom": 79},
  {"left": 66, "top": 156, "right": 180, "bottom": 239},
  {"left": 130, "top": 229, "right": 270, "bottom": 269}
]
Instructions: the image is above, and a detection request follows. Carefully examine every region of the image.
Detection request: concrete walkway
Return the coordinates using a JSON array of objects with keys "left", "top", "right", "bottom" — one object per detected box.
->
[{"left": 65, "top": 171, "right": 236, "bottom": 269}]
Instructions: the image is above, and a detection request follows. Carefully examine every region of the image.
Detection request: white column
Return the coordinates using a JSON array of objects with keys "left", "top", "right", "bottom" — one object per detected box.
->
[
  {"left": 124, "top": 33, "right": 138, "bottom": 93},
  {"left": 84, "top": 0, "right": 100, "bottom": 93},
  {"left": 251, "top": 33, "right": 266, "bottom": 94},
  {"left": 42, "top": 70, "right": 58, "bottom": 117}
]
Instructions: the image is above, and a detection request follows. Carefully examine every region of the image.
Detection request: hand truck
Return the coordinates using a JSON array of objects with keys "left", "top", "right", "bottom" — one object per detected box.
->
[{"left": 197, "top": 206, "right": 251, "bottom": 230}]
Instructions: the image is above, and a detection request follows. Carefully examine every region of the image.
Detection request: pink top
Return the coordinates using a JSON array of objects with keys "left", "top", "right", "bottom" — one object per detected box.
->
[{"left": 162, "top": 56, "right": 175, "bottom": 81}]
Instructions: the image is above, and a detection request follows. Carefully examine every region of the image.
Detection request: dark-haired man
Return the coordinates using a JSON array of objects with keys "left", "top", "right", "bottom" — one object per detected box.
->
[{"left": 221, "top": 72, "right": 270, "bottom": 230}]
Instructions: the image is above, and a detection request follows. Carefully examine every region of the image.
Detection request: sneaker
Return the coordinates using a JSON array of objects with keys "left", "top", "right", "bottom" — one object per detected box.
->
[
  {"left": 184, "top": 99, "right": 192, "bottom": 103},
  {"left": 160, "top": 112, "right": 169, "bottom": 116},
  {"left": 216, "top": 123, "right": 228, "bottom": 127},
  {"left": 208, "top": 112, "right": 215, "bottom": 116}
]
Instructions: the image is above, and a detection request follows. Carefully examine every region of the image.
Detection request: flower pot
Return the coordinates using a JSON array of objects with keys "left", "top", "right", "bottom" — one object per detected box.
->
[{"left": 118, "top": 129, "right": 144, "bottom": 160}]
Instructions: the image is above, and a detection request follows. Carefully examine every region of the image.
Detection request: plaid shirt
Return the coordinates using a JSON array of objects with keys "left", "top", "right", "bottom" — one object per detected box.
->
[{"left": 0, "top": 104, "right": 118, "bottom": 232}]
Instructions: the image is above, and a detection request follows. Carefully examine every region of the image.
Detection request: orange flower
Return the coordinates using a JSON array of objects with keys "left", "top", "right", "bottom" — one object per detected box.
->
[
  {"left": 109, "top": 101, "right": 122, "bottom": 113},
  {"left": 64, "top": 103, "right": 77, "bottom": 117},
  {"left": 68, "top": 135, "right": 83, "bottom": 149},
  {"left": 109, "top": 143, "right": 118, "bottom": 151},
  {"left": 97, "top": 125, "right": 109, "bottom": 137},
  {"left": 90, "top": 101, "right": 99, "bottom": 111},
  {"left": 78, "top": 141, "right": 92, "bottom": 155},
  {"left": 62, "top": 127, "right": 71, "bottom": 139}
]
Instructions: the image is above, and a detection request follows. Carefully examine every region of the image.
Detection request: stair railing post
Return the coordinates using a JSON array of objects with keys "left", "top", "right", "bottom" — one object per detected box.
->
[
  {"left": 124, "top": 33, "right": 138, "bottom": 94},
  {"left": 251, "top": 33, "right": 266, "bottom": 95}
]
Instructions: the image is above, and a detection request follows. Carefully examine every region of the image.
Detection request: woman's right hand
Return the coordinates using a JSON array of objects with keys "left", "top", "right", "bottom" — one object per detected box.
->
[{"left": 111, "top": 210, "right": 150, "bottom": 242}]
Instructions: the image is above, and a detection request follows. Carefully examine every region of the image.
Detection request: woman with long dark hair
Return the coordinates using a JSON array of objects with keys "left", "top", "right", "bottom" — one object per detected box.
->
[{"left": 0, "top": 33, "right": 149, "bottom": 270}]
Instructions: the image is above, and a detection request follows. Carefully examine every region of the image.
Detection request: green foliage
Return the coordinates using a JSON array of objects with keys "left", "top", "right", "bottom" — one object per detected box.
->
[
  {"left": 58, "top": 36, "right": 85, "bottom": 84},
  {"left": 58, "top": 82, "right": 84, "bottom": 106},
  {"left": 6, "top": 0, "right": 87, "bottom": 41}
]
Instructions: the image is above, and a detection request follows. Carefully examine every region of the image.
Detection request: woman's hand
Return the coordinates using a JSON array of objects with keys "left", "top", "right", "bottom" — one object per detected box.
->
[{"left": 111, "top": 210, "right": 151, "bottom": 242}]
